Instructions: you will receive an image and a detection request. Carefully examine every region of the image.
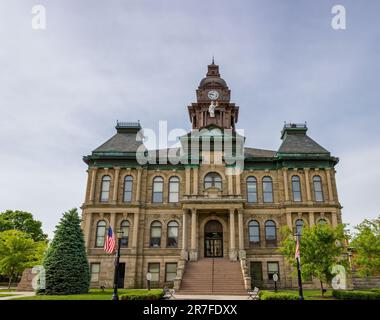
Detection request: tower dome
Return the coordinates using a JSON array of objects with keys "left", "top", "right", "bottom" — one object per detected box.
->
[{"left": 199, "top": 59, "right": 228, "bottom": 88}]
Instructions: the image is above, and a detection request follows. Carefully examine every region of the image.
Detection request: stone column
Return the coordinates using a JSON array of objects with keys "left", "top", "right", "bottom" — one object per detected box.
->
[
  {"left": 84, "top": 211, "right": 92, "bottom": 249},
  {"left": 89, "top": 167, "right": 98, "bottom": 203},
  {"left": 181, "top": 210, "right": 188, "bottom": 260},
  {"left": 229, "top": 209, "right": 237, "bottom": 261},
  {"left": 190, "top": 209, "right": 198, "bottom": 261},
  {"left": 235, "top": 168, "right": 241, "bottom": 196},
  {"left": 331, "top": 212, "right": 338, "bottom": 227},
  {"left": 304, "top": 168, "right": 311, "bottom": 202},
  {"left": 132, "top": 211, "right": 140, "bottom": 249},
  {"left": 185, "top": 167, "right": 191, "bottom": 195},
  {"left": 227, "top": 167, "right": 234, "bottom": 195},
  {"left": 112, "top": 167, "right": 120, "bottom": 202},
  {"left": 309, "top": 212, "right": 315, "bottom": 227},
  {"left": 238, "top": 209, "right": 245, "bottom": 258},
  {"left": 286, "top": 212, "right": 292, "bottom": 229},
  {"left": 282, "top": 168, "right": 289, "bottom": 202},
  {"left": 193, "top": 167, "right": 198, "bottom": 195},
  {"left": 326, "top": 168, "right": 334, "bottom": 202},
  {"left": 85, "top": 170, "right": 91, "bottom": 203},
  {"left": 110, "top": 212, "right": 116, "bottom": 233},
  {"left": 136, "top": 167, "right": 143, "bottom": 202}
]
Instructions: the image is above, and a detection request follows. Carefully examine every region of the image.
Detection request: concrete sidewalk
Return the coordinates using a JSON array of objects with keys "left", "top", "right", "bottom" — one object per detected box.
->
[
  {"left": 0, "top": 291, "right": 35, "bottom": 300},
  {"left": 170, "top": 294, "right": 250, "bottom": 300}
]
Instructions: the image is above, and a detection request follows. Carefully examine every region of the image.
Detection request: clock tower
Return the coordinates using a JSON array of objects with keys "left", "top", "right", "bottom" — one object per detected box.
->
[{"left": 188, "top": 60, "right": 239, "bottom": 130}]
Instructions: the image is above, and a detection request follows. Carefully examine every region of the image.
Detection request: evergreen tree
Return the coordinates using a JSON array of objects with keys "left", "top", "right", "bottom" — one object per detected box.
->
[{"left": 43, "top": 208, "right": 90, "bottom": 295}]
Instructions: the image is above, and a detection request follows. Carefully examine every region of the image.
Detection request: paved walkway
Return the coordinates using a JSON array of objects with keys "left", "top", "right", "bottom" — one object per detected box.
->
[
  {"left": 0, "top": 290, "right": 35, "bottom": 300},
  {"left": 171, "top": 294, "right": 250, "bottom": 300}
]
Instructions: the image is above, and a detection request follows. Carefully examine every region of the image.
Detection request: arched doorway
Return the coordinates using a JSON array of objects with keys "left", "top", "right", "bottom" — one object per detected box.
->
[{"left": 204, "top": 220, "right": 223, "bottom": 258}]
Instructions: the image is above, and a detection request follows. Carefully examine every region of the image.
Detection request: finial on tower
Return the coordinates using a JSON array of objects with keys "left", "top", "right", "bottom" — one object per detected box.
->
[{"left": 212, "top": 56, "right": 215, "bottom": 64}]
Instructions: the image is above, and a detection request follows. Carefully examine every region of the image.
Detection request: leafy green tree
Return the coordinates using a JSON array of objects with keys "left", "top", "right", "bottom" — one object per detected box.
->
[
  {"left": 43, "top": 208, "right": 90, "bottom": 295},
  {"left": 278, "top": 224, "right": 347, "bottom": 296},
  {"left": 0, "top": 230, "right": 46, "bottom": 289},
  {"left": 0, "top": 210, "right": 47, "bottom": 241},
  {"left": 350, "top": 216, "right": 380, "bottom": 277}
]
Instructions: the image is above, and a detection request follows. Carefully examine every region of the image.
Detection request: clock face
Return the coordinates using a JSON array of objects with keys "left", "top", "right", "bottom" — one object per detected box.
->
[{"left": 207, "top": 90, "right": 219, "bottom": 100}]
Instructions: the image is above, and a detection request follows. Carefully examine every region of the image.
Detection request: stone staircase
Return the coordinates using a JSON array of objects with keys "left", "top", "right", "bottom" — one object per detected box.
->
[{"left": 178, "top": 258, "right": 247, "bottom": 295}]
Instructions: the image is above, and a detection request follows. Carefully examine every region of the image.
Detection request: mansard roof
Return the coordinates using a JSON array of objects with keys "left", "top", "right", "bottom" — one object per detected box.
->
[
  {"left": 84, "top": 121, "right": 338, "bottom": 168},
  {"left": 277, "top": 123, "right": 330, "bottom": 155},
  {"left": 93, "top": 132, "right": 144, "bottom": 153},
  {"left": 244, "top": 147, "right": 276, "bottom": 158},
  {"left": 92, "top": 121, "right": 145, "bottom": 153}
]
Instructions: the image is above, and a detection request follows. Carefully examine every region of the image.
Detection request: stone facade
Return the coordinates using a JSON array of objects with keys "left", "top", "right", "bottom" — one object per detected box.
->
[{"left": 81, "top": 61, "right": 343, "bottom": 290}]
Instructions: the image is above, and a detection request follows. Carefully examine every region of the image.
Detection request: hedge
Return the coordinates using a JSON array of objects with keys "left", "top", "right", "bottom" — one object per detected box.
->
[
  {"left": 332, "top": 290, "right": 380, "bottom": 300},
  {"left": 120, "top": 289, "right": 164, "bottom": 300},
  {"left": 259, "top": 291, "right": 299, "bottom": 300}
]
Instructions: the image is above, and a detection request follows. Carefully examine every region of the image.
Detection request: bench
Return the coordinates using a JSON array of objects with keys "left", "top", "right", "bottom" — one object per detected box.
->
[
  {"left": 163, "top": 287, "right": 176, "bottom": 299},
  {"left": 248, "top": 287, "right": 260, "bottom": 300}
]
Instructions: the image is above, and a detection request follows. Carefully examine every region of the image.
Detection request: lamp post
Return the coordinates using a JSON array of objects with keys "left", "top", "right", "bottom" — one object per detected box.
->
[
  {"left": 112, "top": 230, "right": 124, "bottom": 301},
  {"left": 347, "top": 247, "right": 353, "bottom": 272},
  {"left": 294, "top": 232, "right": 304, "bottom": 300},
  {"left": 273, "top": 273, "right": 278, "bottom": 293}
]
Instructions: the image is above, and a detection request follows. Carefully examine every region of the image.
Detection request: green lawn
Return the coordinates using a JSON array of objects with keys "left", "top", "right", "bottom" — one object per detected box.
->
[
  {"left": 0, "top": 294, "right": 16, "bottom": 298},
  {"left": 0, "top": 289, "right": 16, "bottom": 292},
  {"left": 11, "top": 289, "right": 160, "bottom": 300}
]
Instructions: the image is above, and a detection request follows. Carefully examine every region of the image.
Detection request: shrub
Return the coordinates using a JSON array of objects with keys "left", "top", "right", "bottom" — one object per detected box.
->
[
  {"left": 120, "top": 289, "right": 164, "bottom": 300},
  {"left": 332, "top": 290, "right": 380, "bottom": 300},
  {"left": 259, "top": 290, "right": 299, "bottom": 300}
]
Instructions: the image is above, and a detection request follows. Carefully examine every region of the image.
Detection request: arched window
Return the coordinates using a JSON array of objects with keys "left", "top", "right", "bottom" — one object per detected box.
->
[
  {"left": 295, "top": 219, "right": 304, "bottom": 235},
  {"left": 120, "top": 220, "right": 130, "bottom": 247},
  {"left": 169, "top": 177, "right": 180, "bottom": 203},
  {"left": 318, "top": 218, "right": 327, "bottom": 226},
  {"left": 247, "top": 177, "right": 257, "bottom": 203},
  {"left": 204, "top": 172, "right": 222, "bottom": 189},
  {"left": 123, "top": 176, "right": 133, "bottom": 202},
  {"left": 248, "top": 220, "right": 260, "bottom": 245},
  {"left": 100, "top": 175, "right": 111, "bottom": 202},
  {"left": 167, "top": 221, "right": 179, "bottom": 248},
  {"left": 150, "top": 221, "right": 162, "bottom": 247},
  {"left": 265, "top": 220, "right": 277, "bottom": 244},
  {"left": 95, "top": 220, "right": 106, "bottom": 247},
  {"left": 262, "top": 177, "right": 273, "bottom": 203},
  {"left": 152, "top": 177, "right": 164, "bottom": 203},
  {"left": 313, "top": 176, "right": 324, "bottom": 202},
  {"left": 292, "top": 176, "right": 302, "bottom": 202}
]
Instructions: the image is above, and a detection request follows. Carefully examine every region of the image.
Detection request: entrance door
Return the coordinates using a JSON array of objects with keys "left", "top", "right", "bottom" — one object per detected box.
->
[
  {"left": 204, "top": 220, "right": 223, "bottom": 258},
  {"left": 250, "top": 262, "right": 263, "bottom": 288},
  {"left": 118, "top": 263, "right": 125, "bottom": 288}
]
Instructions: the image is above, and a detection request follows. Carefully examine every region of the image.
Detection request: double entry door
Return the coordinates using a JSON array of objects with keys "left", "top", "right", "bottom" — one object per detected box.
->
[{"left": 205, "top": 232, "right": 223, "bottom": 257}]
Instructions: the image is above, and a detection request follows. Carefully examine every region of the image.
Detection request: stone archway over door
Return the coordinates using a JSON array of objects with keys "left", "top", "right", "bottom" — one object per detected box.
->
[{"left": 204, "top": 220, "right": 223, "bottom": 258}]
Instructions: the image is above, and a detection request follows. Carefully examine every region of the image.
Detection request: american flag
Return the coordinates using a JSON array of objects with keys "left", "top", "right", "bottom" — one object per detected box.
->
[
  {"left": 295, "top": 235, "right": 300, "bottom": 260},
  {"left": 104, "top": 227, "right": 116, "bottom": 254}
]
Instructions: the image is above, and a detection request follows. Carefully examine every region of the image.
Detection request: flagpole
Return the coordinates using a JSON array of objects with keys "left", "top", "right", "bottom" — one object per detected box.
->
[
  {"left": 295, "top": 232, "right": 304, "bottom": 300},
  {"left": 112, "top": 231, "right": 122, "bottom": 301}
]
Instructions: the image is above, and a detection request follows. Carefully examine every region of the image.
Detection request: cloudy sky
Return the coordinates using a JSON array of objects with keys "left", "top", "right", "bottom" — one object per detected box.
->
[{"left": 0, "top": 0, "right": 379, "bottom": 237}]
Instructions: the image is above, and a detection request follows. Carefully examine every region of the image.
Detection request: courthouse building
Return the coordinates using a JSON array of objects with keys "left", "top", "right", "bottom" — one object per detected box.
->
[{"left": 81, "top": 61, "right": 343, "bottom": 293}]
